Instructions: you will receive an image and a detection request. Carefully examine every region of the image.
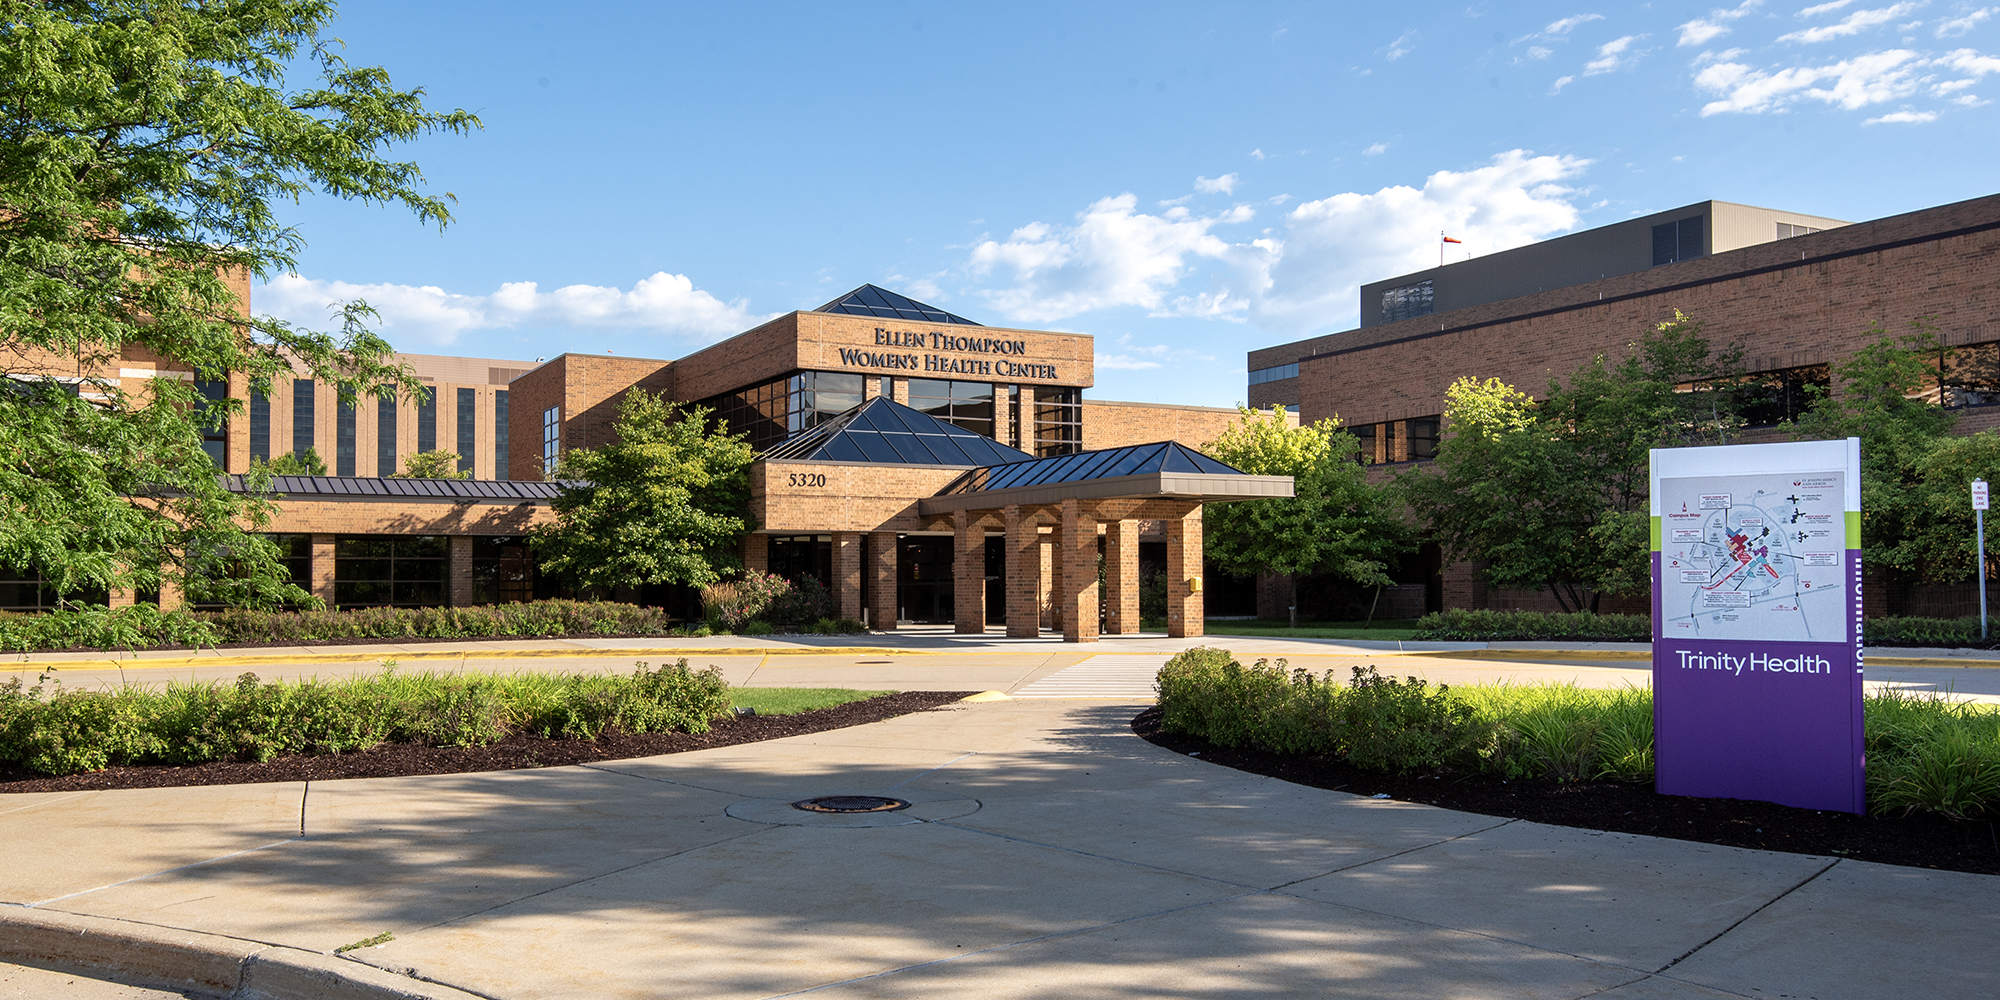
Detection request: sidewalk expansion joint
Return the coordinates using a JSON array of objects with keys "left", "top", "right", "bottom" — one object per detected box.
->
[
  {"left": 1653, "top": 857, "right": 1841, "bottom": 974},
  {"left": 576, "top": 762, "right": 743, "bottom": 798},
  {"left": 1263, "top": 816, "right": 1519, "bottom": 892},
  {"left": 885, "top": 751, "right": 981, "bottom": 790},
  {"left": 928, "top": 820, "right": 1264, "bottom": 891},
  {"left": 25, "top": 837, "right": 305, "bottom": 908}
]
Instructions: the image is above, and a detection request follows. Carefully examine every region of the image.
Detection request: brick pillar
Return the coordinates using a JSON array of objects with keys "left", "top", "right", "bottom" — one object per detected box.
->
[
  {"left": 156, "top": 562, "right": 183, "bottom": 611},
  {"left": 312, "top": 534, "right": 337, "bottom": 608},
  {"left": 992, "top": 385, "right": 1010, "bottom": 449},
  {"left": 107, "top": 587, "right": 135, "bottom": 609},
  {"left": 953, "top": 510, "right": 985, "bottom": 634},
  {"left": 891, "top": 379, "right": 909, "bottom": 405},
  {"left": 1042, "top": 531, "right": 1060, "bottom": 630},
  {"left": 868, "top": 531, "right": 898, "bottom": 630},
  {"left": 1005, "top": 505, "right": 1040, "bottom": 638},
  {"left": 743, "top": 534, "right": 768, "bottom": 575},
  {"left": 1105, "top": 518, "right": 1139, "bottom": 634},
  {"left": 450, "top": 536, "right": 474, "bottom": 607},
  {"left": 1060, "top": 499, "right": 1099, "bottom": 643},
  {"left": 835, "top": 532, "right": 863, "bottom": 622},
  {"left": 1166, "top": 507, "right": 1204, "bottom": 639}
]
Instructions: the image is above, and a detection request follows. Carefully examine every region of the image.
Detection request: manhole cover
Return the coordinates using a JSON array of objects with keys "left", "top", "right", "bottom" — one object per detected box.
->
[{"left": 791, "top": 795, "right": 912, "bottom": 814}]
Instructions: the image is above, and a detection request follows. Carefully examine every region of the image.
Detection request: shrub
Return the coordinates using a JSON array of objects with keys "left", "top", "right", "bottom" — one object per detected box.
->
[
  {"left": 0, "top": 603, "right": 223, "bottom": 653},
  {"left": 1866, "top": 687, "right": 2000, "bottom": 819},
  {"left": 703, "top": 570, "right": 791, "bottom": 632},
  {"left": 203, "top": 600, "right": 671, "bottom": 645},
  {"left": 1411, "top": 609, "right": 1650, "bottom": 642},
  {"left": 804, "top": 617, "right": 867, "bottom": 635},
  {"left": 766, "top": 574, "right": 835, "bottom": 626},
  {"left": 1863, "top": 616, "right": 1984, "bottom": 648}
]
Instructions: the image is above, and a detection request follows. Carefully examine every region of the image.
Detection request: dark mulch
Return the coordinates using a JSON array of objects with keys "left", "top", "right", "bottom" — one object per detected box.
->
[
  {"left": 0, "top": 691, "right": 975, "bottom": 794},
  {"left": 1132, "top": 706, "right": 2000, "bottom": 877},
  {"left": 18, "top": 631, "right": 876, "bottom": 655}
]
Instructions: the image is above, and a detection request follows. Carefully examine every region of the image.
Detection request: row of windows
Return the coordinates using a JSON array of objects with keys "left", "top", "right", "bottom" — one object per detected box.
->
[
  {"left": 229, "top": 381, "right": 509, "bottom": 478},
  {"left": 700, "top": 371, "right": 868, "bottom": 453},
  {"left": 1349, "top": 416, "right": 1440, "bottom": 465},
  {"left": 694, "top": 371, "right": 1083, "bottom": 458},
  {"left": 1248, "top": 362, "right": 1299, "bottom": 385},
  {"left": 1382, "top": 280, "right": 1434, "bottom": 324},
  {"left": 1652, "top": 215, "right": 1705, "bottom": 267}
]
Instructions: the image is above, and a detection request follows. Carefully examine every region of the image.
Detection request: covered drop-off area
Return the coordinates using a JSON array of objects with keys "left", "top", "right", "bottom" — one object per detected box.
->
[{"left": 744, "top": 397, "right": 1294, "bottom": 641}]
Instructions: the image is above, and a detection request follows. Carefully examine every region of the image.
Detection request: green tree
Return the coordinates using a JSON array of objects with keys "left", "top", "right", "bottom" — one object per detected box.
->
[
  {"left": 1201, "top": 407, "right": 1410, "bottom": 591},
  {"left": 257, "top": 448, "right": 329, "bottom": 476},
  {"left": 1896, "top": 432, "right": 2000, "bottom": 584},
  {"left": 0, "top": 1, "right": 477, "bottom": 607},
  {"left": 533, "top": 392, "right": 756, "bottom": 594},
  {"left": 392, "top": 450, "right": 470, "bottom": 479},
  {"left": 1402, "top": 313, "right": 1749, "bottom": 612}
]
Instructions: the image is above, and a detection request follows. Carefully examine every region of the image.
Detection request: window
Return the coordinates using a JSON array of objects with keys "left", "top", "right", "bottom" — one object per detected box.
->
[
  {"left": 542, "top": 404, "right": 561, "bottom": 476},
  {"left": 768, "top": 534, "right": 834, "bottom": 592},
  {"left": 1776, "top": 223, "right": 1824, "bottom": 239},
  {"left": 292, "top": 379, "right": 316, "bottom": 457},
  {"left": 1350, "top": 423, "right": 1376, "bottom": 464},
  {"left": 1383, "top": 419, "right": 1399, "bottom": 462},
  {"left": 1407, "top": 416, "right": 1441, "bottom": 461},
  {"left": 1652, "top": 215, "right": 1705, "bottom": 266},
  {"left": 494, "top": 390, "right": 509, "bottom": 480},
  {"left": 190, "top": 533, "right": 312, "bottom": 610},
  {"left": 1248, "top": 363, "right": 1299, "bottom": 385},
  {"left": 471, "top": 536, "right": 533, "bottom": 604},
  {"left": 195, "top": 378, "right": 229, "bottom": 467},
  {"left": 1382, "top": 281, "right": 1434, "bottom": 323},
  {"left": 456, "top": 387, "right": 477, "bottom": 475},
  {"left": 1943, "top": 342, "right": 2000, "bottom": 409},
  {"left": 1736, "top": 366, "right": 1831, "bottom": 425},
  {"left": 336, "top": 382, "right": 356, "bottom": 476},
  {"left": 249, "top": 388, "right": 270, "bottom": 464},
  {"left": 417, "top": 390, "right": 437, "bottom": 454},
  {"left": 334, "top": 535, "right": 447, "bottom": 607},
  {"left": 376, "top": 394, "right": 397, "bottom": 476},
  {"left": 907, "top": 378, "right": 995, "bottom": 438},
  {"left": 0, "top": 565, "right": 107, "bottom": 612},
  {"left": 1032, "top": 386, "right": 1082, "bottom": 457},
  {"left": 700, "top": 371, "right": 867, "bottom": 452}
]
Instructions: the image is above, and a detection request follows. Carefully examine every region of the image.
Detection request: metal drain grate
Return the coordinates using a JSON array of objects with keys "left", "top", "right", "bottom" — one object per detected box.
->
[{"left": 791, "top": 795, "right": 912, "bottom": 814}]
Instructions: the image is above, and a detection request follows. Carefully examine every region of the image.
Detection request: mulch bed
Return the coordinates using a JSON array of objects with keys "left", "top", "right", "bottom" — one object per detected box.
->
[
  {"left": 17, "top": 631, "right": 876, "bottom": 655},
  {"left": 1132, "top": 706, "right": 2000, "bottom": 877},
  {"left": 0, "top": 691, "right": 975, "bottom": 794}
]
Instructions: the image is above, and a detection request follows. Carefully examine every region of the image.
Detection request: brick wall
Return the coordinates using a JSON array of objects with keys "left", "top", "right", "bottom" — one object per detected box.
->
[
  {"left": 752, "top": 462, "right": 968, "bottom": 533},
  {"left": 1082, "top": 400, "right": 1290, "bottom": 451}
]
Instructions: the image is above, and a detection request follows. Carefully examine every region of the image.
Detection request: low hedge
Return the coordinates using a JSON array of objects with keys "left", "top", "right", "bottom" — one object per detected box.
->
[
  {"left": 1411, "top": 609, "right": 1650, "bottom": 642},
  {"left": 1155, "top": 647, "right": 2000, "bottom": 819},
  {"left": 0, "top": 660, "right": 730, "bottom": 775}
]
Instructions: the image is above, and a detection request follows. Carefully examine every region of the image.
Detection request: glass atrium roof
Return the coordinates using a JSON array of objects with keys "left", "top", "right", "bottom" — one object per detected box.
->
[
  {"left": 762, "top": 396, "right": 1031, "bottom": 467},
  {"left": 814, "top": 284, "right": 983, "bottom": 326},
  {"left": 936, "top": 441, "right": 1245, "bottom": 497}
]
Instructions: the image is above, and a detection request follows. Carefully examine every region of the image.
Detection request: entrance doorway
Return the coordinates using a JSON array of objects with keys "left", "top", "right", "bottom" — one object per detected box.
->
[{"left": 897, "top": 535, "right": 955, "bottom": 623}]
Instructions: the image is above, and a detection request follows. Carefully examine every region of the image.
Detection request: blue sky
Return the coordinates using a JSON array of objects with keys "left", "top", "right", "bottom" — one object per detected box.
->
[{"left": 258, "top": 1, "right": 2000, "bottom": 407}]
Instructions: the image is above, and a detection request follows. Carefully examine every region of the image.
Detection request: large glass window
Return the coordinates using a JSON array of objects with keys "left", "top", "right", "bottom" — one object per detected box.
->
[
  {"left": 456, "top": 387, "right": 476, "bottom": 475},
  {"left": 249, "top": 388, "right": 271, "bottom": 463},
  {"left": 195, "top": 378, "right": 229, "bottom": 467},
  {"left": 292, "top": 378, "right": 316, "bottom": 457},
  {"left": 190, "top": 533, "right": 311, "bottom": 610},
  {"left": 376, "top": 394, "right": 398, "bottom": 476},
  {"left": 1737, "top": 366, "right": 1831, "bottom": 426},
  {"left": 768, "top": 534, "right": 833, "bottom": 591},
  {"left": 1382, "top": 280, "right": 1434, "bottom": 323},
  {"left": 472, "top": 536, "right": 533, "bottom": 604},
  {"left": 1652, "top": 215, "right": 1705, "bottom": 266},
  {"left": 0, "top": 565, "right": 107, "bottom": 612},
  {"left": 494, "top": 389, "right": 509, "bottom": 479},
  {"left": 1032, "top": 387, "right": 1081, "bottom": 457},
  {"left": 1944, "top": 342, "right": 2000, "bottom": 409},
  {"left": 701, "top": 371, "right": 865, "bottom": 452},
  {"left": 908, "top": 379, "right": 995, "bottom": 438},
  {"left": 336, "top": 382, "right": 356, "bottom": 476},
  {"left": 417, "top": 389, "right": 437, "bottom": 454},
  {"left": 334, "top": 536, "right": 446, "bottom": 607},
  {"left": 1407, "top": 416, "right": 1441, "bottom": 461},
  {"left": 542, "top": 405, "right": 561, "bottom": 475}
]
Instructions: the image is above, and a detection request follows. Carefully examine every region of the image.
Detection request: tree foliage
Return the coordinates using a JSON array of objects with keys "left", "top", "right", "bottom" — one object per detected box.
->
[
  {"left": 1201, "top": 407, "right": 1410, "bottom": 588},
  {"left": 532, "top": 392, "right": 756, "bottom": 594},
  {"left": 1402, "top": 313, "right": 1748, "bottom": 612},
  {"left": 0, "top": 0, "right": 477, "bottom": 606},
  {"left": 392, "top": 450, "right": 469, "bottom": 479}
]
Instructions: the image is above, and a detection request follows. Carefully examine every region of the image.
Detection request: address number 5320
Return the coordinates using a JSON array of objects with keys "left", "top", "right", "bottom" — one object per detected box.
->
[{"left": 787, "top": 473, "right": 827, "bottom": 488}]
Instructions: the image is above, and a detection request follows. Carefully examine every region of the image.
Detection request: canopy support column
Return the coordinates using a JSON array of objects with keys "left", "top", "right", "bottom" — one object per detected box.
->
[
  {"left": 1167, "top": 507, "right": 1203, "bottom": 639},
  {"left": 1104, "top": 518, "right": 1139, "bottom": 635},
  {"left": 954, "top": 510, "right": 985, "bottom": 634},
  {"left": 1060, "top": 499, "right": 1099, "bottom": 643},
  {"left": 834, "top": 532, "right": 863, "bottom": 622},
  {"left": 1005, "top": 505, "right": 1040, "bottom": 638},
  {"left": 868, "top": 531, "right": 898, "bottom": 631}
]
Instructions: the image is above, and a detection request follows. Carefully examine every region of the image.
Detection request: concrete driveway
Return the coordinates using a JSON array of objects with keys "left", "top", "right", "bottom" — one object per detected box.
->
[{"left": 3, "top": 695, "right": 1994, "bottom": 999}]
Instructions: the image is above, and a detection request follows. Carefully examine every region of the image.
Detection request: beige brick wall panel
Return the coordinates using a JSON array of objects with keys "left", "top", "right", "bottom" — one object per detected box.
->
[
  {"left": 868, "top": 531, "right": 898, "bottom": 630},
  {"left": 449, "top": 536, "right": 473, "bottom": 607},
  {"left": 1081, "top": 401, "right": 1281, "bottom": 452},
  {"left": 261, "top": 500, "right": 553, "bottom": 536},
  {"left": 953, "top": 510, "right": 986, "bottom": 634},
  {"left": 1104, "top": 519, "right": 1140, "bottom": 634},
  {"left": 835, "top": 532, "right": 863, "bottom": 621},
  {"left": 310, "top": 534, "right": 336, "bottom": 607},
  {"left": 752, "top": 462, "right": 967, "bottom": 534},
  {"left": 1004, "top": 505, "right": 1040, "bottom": 638},
  {"left": 1060, "top": 499, "right": 1099, "bottom": 642},
  {"left": 743, "top": 534, "right": 768, "bottom": 575},
  {"left": 1166, "top": 508, "right": 1204, "bottom": 639}
]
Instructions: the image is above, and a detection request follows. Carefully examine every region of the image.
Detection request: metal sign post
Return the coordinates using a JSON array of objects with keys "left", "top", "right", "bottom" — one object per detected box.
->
[{"left": 1975, "top": 479, "right": 1989, "bottom": 639}]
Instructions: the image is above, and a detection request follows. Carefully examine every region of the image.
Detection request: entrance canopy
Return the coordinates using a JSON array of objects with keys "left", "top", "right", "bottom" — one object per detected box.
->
[{"left": 919, "top": 440, "right": 1293, "bottom": 514}]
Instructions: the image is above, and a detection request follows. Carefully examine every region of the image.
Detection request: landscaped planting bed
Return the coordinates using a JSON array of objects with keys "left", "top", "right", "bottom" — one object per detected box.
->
[{"left": 1146, "top": 647, "right": 2000, "bottom": 875}]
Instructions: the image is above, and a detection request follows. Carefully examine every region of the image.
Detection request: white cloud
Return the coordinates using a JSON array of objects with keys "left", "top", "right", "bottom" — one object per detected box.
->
[
  {"left": 965, "top": 196, "right": 1253, "bottom": 322},
  {"left": 256, "top": 272, "right": 771, "bottom": 348},
  {"left": 1694, "top": 48, "right": 1925, "bottom": 113},
  {"left": 1678, "top": 1, "right": 1762, "bottom": 46},
  {"left": 1941, "top": 45, "right": 2000, "bottom": 72},
  {"left": 1778, "top": 3, "right": 1917, "bottom": 43},
  {"left": 1585, "top": 34, "right": 1649, "bottom": 74},
  {"left": 959, "top": 151, "right": 1588, "bottom": 336},
  {"left": 1363, "top": 142, "right": 1388, "bottom": 155},
  {"left": 1386, "top": 29, "right": 1418, "bottom": 59},
  {"left": 1865, "top": 107, "right": 1942, "bottom": 119},
  {"left": 1540, "top": 13, "right": 1606, "bottom": 36},
  {"left": 1798, "top": 0, "right": 1862, "bottom": 17},
  {"left": 1551, "top": 73, "right": 1578, "bottom": 92},
  {"left": 1937, "top": 7, "right": 1998, "bottom": 35},
  {"left": 1249, "top": 148, "right": 1267, "bottom": 160},
  {"left": 1524, "top": 45, "right": 1555, "bottom": 59},
  {"left": 1194, "top": 173, "right": 1239, "bottom": 194}
]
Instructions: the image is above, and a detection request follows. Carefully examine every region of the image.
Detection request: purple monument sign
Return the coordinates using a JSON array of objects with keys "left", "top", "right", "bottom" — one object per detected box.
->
[{"left": 1651, "top": 439, "right": 1865, "bottom": 814}]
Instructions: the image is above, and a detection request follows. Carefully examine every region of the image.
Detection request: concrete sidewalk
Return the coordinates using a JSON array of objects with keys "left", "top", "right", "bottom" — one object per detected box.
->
[{"left": 4, "top": 697, "right": 1995, "bottom": 999}]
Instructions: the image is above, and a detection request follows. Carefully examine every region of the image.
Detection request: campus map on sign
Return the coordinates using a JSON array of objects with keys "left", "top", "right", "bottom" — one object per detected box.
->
[{"left": 1657, "top": 471, "right": 1847, "bottom": 642}]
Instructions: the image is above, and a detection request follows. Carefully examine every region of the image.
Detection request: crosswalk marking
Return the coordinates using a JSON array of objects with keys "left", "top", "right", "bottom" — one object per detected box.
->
[{"left": 1010, "top": 654, "right": 1168, "bottom": 699}]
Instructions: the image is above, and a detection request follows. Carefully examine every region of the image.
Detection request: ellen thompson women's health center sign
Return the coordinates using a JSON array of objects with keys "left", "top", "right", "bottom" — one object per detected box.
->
[{"left": 1651, "top": 438, "right": 1864, "bottom": 814}]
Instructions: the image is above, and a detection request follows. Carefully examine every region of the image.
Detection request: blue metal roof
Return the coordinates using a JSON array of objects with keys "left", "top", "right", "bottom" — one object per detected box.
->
[
  {"left": 935, "top": 441, "right": 1244, "bottom": 496},
  {"left": 814, "top": 284, "right": 982, "bottom": 326},
  {"left": 226, "top": 475, "right": 564, "bottom": 500},
  {"left": 762, "top": 396, "right": 1032, "bottom": 467}
]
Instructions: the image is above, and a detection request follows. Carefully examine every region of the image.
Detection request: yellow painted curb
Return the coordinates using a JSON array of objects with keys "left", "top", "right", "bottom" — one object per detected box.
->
[{"left": 961, "top": 690, "right": 1013, "bottom": 702}]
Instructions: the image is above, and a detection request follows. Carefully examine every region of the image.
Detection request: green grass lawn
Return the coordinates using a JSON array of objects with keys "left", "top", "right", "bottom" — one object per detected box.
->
[
  {"left": 1198, "top": 619, "right": 1424, "bottom": 641},
  {"left": 728, "top": 688, "right": 893, "bottom": 715}
]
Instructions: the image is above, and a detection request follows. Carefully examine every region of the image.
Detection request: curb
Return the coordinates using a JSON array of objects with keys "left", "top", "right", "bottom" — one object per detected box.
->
[
  {"left": 1428, "top": 648, "right": 1653, "bottom": 662},
  {"left": 0, "top": 906, "right": 482, "bottom": 1000}
]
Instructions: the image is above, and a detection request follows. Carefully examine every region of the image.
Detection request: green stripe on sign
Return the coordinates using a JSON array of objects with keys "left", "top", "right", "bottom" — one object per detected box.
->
[
  {"left": 1846, "top": 510, "right": 1861, "bottom": 548},
  {"left": 1651, "top": 515, "right": 1663, "bottom": 551}
]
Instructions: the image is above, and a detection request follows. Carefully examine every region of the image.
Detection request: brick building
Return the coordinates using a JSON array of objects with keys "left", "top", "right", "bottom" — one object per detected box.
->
[{"left": 1246, "top": 192, "right": 2000, "bottom": 616}]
